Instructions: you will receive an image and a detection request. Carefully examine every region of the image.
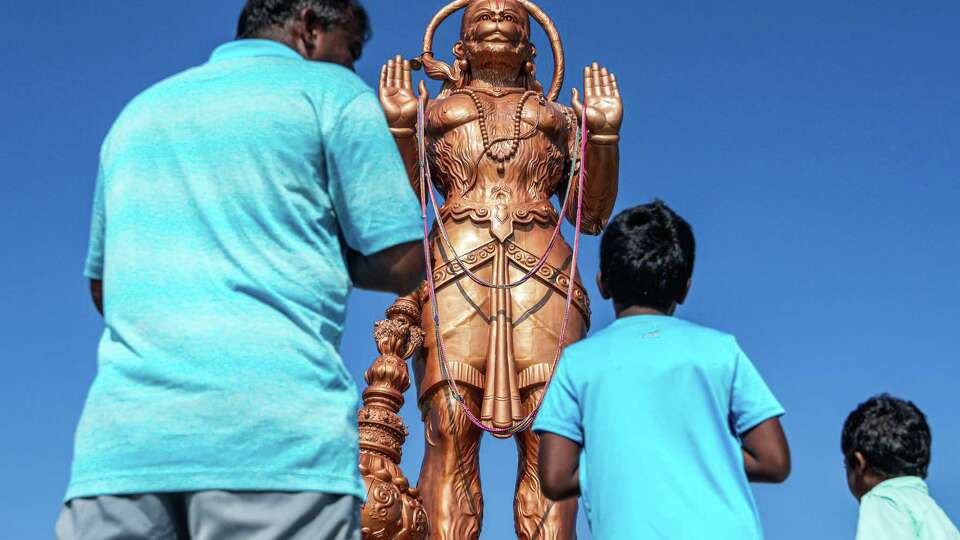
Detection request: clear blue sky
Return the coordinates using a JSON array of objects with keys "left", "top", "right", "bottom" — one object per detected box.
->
[{"left": 2, "top": 1, "right": 958, "bottom": 538}]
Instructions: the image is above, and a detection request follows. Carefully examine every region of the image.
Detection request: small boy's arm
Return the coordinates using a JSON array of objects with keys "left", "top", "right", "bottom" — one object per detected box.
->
[
  {"left": 89, "top": 279, "right": 103, "bottom": 316},
  {"left": 538, "top": 432, "right": 582, "bottom": 500},
  {"left": 741, "top": 417, "right": 791, "bottom": 483}
]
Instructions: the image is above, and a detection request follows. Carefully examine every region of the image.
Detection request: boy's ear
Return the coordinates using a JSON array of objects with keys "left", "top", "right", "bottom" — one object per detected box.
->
[
  {"left": 676, "top": 278, "right": 692, "bottom": 305},
  {"left": 853, "top": 451, "right": 868, "bottom": 475},
  {"left": 596, "top": 272, "right": 611, "bottom": 300}
]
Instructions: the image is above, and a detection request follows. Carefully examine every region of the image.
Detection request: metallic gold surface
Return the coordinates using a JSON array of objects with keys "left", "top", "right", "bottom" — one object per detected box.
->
[{"left": 364, "top": 1, "right": 622, "bottom": 537}]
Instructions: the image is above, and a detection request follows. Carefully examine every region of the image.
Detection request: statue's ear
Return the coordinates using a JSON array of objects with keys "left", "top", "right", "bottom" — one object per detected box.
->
[
  {"left": 453, "top": 40, "right": 466, "bottom": 60},
  {"left": 529, "top": 43, "right": 538, "bottom": 60}
]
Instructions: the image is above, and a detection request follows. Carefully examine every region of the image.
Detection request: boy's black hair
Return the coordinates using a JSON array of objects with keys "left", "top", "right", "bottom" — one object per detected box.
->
[
  {"left": 842, "top": 394, "right": 931, "bottom": 479},
  {"left": 599, "top": 200, "right": 695, "bottom": 312},
  {"left": 236, "top": 0, "right": 371, "bottom": 42}
]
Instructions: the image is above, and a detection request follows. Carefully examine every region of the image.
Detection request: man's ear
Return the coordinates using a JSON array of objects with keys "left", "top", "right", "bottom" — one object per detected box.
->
[
  {"left": 596, "top": 272, "right": 610, "bottom": 300},
  {"left": 295, "top": 6, "right": 323, "bottom": 58},
  {"left": 676, "top": 278, "right": 692, "bottom": 305},
  {"left": 300, "top": 6, "right": 321, "bottom": 36}
]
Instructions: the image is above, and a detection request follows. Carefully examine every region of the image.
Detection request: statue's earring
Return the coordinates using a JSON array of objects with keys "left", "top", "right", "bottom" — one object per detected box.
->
[
  {"left": 451, "top": 41, "right": 468, "bottom": 84},
  {"left": 454, "top": 58, "right": 468, "bottom": 79},
  {"left": 524, "top": 60, "right": 546, "bottom": 95}
]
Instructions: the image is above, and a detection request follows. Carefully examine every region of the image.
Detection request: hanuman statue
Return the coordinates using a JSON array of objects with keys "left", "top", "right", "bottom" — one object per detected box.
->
[{"left": 358, "top": 1, "right": 622, "bottom": 539}]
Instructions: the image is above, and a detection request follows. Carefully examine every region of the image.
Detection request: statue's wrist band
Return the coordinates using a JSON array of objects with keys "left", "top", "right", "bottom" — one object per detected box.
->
[
  {"left": 587, "top": 133, "right": 620, "bottom": 145},
  {"left": 390, "top": 127, "right": 416, "bottom": 138}
]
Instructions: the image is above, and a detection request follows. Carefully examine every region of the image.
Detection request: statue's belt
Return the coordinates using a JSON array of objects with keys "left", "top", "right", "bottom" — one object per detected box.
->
[
  {"left": 438, "top": 199, "right": 559, "bottom": 242},
  {"left": 429, "top": 239, "right": 591, "bottom": 321}
]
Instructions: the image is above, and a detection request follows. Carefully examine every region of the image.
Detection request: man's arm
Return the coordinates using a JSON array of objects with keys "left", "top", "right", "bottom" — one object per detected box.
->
[
  {"left": 537, "top": 432, "right": 582, "bottom": 501},
  {"left": 347, "top": 241, "right": 424, "bottom": 296},
  {"left": 741, "top": 417, "right": 791, "bottom": 483},
  {"left": 89, "top": 279, "right": 103, "bottom": 316}
]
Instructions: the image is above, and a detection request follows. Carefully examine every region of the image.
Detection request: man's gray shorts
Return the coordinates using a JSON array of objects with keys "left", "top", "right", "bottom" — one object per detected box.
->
[{"left": 56, "top": 491, "right": 360, "bottom": 540}]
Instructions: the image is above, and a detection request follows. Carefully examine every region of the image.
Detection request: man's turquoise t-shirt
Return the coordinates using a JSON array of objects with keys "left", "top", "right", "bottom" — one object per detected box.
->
[
  {"left": 67, "top": 40, "right": 423, "bottom": 501},
  {"left": 533, "top": 315, "right": 785, "bottom": 540}
]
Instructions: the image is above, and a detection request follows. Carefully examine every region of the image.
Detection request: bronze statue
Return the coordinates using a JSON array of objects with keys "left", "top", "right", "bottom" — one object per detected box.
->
[{"left": 357, "top": 1, "right": 622, "bottom": 538}]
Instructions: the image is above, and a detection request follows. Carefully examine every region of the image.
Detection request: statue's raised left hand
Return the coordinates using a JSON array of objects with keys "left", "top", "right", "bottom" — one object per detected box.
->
[{"left": 571, "top": 62, "right": 623, "bottom": 138}]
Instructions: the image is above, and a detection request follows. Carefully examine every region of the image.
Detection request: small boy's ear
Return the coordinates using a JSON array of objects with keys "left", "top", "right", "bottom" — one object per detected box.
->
[
  {"left": 596, "top": 272, "right": 611, "bottom": 300},
  {"left": 676, "top": 278, "right": 692, "bottom": 305},
  {"left": 853, "top": 451, "right": 868, "bottom": 474}
]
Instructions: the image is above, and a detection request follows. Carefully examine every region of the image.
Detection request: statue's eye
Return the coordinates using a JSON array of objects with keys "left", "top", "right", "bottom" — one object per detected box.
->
[
  {"left": 479, "top": 14, "right": 490, "bottom": 21},
  {"left": 504, "top": 15, "right": 515, "bottom": 22}
]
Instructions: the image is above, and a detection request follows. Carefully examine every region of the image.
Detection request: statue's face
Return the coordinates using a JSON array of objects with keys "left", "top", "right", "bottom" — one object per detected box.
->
[{"left": 459, "top": 0, "right": 532, "bottom": 73}]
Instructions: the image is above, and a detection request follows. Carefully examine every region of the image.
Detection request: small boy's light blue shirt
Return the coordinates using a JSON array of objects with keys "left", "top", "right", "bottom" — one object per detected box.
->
[
  {"left": 68, "top": 40, "right": 423, "bottom": 501},
  {"left": 856, "top": 477, "right": 960, "bottom": 540},
  {"left": 533, "top": 315, "right": 785, "bottom": 540}
]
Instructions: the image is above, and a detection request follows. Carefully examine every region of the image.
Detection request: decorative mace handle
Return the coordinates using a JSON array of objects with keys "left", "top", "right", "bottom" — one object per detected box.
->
[{"left": 358, "top": 294, "right": 428, "bottom": 540}]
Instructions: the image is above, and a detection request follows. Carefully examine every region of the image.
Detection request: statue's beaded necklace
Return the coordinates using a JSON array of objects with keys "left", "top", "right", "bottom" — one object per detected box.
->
[{"left": 452, "top": 88, "right": 545, "bottom": 173}]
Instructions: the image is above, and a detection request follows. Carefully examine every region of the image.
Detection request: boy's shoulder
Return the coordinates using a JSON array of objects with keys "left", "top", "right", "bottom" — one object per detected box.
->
[
  {"left": 668, "top": 317, "right": 739, "bottom": 342},
  {"left": 563, "top": 316, "right": 742, "bottom": 363}
]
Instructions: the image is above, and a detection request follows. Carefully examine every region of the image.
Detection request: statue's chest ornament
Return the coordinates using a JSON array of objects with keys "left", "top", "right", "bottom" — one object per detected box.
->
[{"left": 451, "top": 89, "right": 546, "bottom": 174}]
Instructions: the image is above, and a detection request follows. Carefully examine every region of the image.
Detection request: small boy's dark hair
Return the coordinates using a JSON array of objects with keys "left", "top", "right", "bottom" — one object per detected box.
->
[
  {"left": 842, "top": 394, "right": 931, "bottom": 479},
  {"left": 599, "top": 200, "right": 695, "bottom": 312}
]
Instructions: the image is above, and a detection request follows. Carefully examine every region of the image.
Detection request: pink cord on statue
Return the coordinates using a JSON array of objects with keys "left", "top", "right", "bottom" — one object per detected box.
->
[{"left": 416, "top": 98, "right": 588, "bottom": 435}]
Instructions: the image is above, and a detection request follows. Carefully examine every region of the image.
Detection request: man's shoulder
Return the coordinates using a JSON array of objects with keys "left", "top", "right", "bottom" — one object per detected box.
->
[
  {"left": 298, "top": 61, "right": 372, "bottom": 96},
  {"left": 99, "top": 66, "right": 204, "bottom": 155},
  {"left": 151, "top": 57, "right": 372, "bottom": 108}
]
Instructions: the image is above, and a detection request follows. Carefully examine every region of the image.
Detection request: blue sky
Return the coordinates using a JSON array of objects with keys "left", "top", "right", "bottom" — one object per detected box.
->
[{"left": 2, "top": 1, "right": 958, "bottom": 538}]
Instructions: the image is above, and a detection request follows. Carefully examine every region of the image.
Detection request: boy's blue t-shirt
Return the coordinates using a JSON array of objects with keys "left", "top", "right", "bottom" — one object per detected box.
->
[
  {"left": 533, "top": 315, "right": 785, "bottom": 540},
  {"left": 67, "top": 40, "right": 423, "bottom": 501}
]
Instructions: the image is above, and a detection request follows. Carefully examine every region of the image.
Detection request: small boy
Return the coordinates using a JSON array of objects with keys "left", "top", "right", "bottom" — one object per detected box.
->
[
  {"left": 843, "top": 395, "right": 959, "bottom": 539},
  {"left": 533, "top": 201, "right": 791, "bottom": 539}
]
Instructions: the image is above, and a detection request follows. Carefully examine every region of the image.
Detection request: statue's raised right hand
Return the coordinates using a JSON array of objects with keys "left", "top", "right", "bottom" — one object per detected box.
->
[{"left": 379, "top": 54, "right": 429, "bottom": 133}]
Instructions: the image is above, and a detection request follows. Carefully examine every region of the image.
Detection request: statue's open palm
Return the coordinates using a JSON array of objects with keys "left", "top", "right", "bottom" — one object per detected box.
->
[
  {"left": 571, "top": 63, "right": 623, "bottom": 136},
  {"left": 379, "top": 55, "right": 428, "bottom": 131}
]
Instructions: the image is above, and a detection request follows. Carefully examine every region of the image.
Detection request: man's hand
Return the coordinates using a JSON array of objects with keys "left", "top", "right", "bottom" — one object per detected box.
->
[
  {"left": 537, "top": 432, "right": 582, "bottom": 501},
  {"left": 379, "top": 55, "right": 429, "bottom": 133},
  {"left": 347, "top": 241, "right": 425, "bottom": 296},
  {"left": 571, "top": 62, "right": 623, "bottom": 138},
  {"left": 742, "top": 417, "right": 791, "bottom": 483}
]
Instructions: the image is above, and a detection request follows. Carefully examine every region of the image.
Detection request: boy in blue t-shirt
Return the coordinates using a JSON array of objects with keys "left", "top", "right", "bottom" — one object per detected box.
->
[{"left": 533, "top": 201, "right": 791, "bottom": 539}]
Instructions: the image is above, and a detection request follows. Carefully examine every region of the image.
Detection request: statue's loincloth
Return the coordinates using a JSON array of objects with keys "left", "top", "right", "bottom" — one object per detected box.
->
[{"left": 417, "top": 199, "right": 590, "bottom": 436}]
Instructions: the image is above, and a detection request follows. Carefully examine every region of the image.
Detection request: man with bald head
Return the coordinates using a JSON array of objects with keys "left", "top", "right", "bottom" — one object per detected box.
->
[{"left": 58, "top": 1, "right": 423, "bottom": 538}]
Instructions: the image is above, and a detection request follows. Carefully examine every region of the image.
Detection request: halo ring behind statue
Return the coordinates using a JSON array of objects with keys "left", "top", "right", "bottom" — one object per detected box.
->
[{"left": 419, "top": 0, "right": 565, "bottom": 102}]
